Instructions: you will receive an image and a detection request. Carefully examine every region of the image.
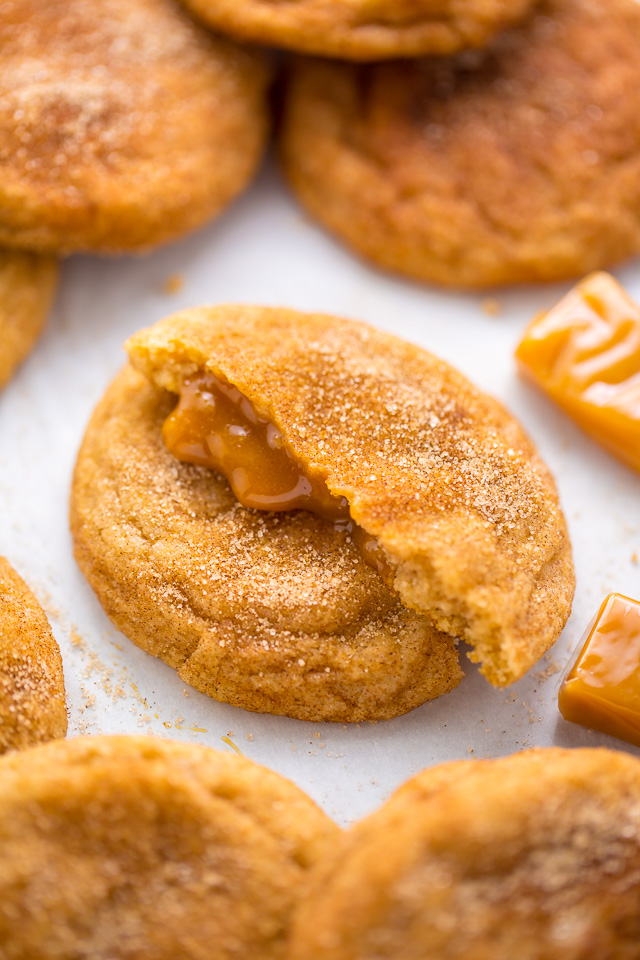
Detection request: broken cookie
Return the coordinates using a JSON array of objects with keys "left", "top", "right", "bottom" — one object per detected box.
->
[{"left": 71, "top": 306, "right": 574, "bottom": 721}]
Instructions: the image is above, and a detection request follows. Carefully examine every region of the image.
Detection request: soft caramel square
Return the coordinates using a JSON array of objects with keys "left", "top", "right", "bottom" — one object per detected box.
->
[
  {"left": 516, "top": 272, "right": 640, "bottom": 474},
  {"left": 559, "top": 593, "right": 640, "bottom": 747}
]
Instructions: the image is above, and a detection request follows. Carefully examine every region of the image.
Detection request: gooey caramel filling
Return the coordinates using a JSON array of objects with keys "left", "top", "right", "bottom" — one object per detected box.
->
[{"left": 162, "top": 373, "right": 391, "bottom": 579}]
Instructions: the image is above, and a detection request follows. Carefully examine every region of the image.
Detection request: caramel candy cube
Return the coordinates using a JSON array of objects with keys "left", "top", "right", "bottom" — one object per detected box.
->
[
  {"left": 559, "top": 594, "right": 640, "bottom": 747},
  {"left": 516, "top": 272, "right": 640, "bottom": 473}
]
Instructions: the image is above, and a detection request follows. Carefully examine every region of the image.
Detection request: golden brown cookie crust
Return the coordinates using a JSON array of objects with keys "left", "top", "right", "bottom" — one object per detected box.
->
[
  {"left": 71, "top": 366, "right": 461, "bottom": 722},
  {"left": 0, "top": 0, "right": 270, "bottom": 254},
  {"left": 0, "top": 557, "right": 67, "bottom": 753},
  {"left": 0, "top": 734, "right": 339, "bottom": 959},
  {"left": 128, "top": 305, "right": 574, "bottom": 686},
  {"left": 281, "top": 0, "right": 640, "bottom": 287},
  {"left": 0, "top": 249, "right": 58, "bottom": 390},
  {"left": 178, "top": 0, "right": 535, "bottom": 61},
  {"left": 290, "top": 748, "right": 640, "bottom": 959}
]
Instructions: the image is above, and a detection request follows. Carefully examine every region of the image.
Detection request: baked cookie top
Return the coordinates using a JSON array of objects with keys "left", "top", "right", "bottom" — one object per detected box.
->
[
  {"left": 0, "top": 557, "right": 67, "bottom": 752},
  {"left": 0, "top": 735, "right": 339, "bottom": 959},
  {"left": 0, "top": 250, "right": 58, "bottom": 390},
  {"left": 71, "top": 366, "right": 461, "bottom": 722},
  {"left": 0, "top": 0, "right": 269, "bottom": 254},
  {"left": 177, "top": 0, "right": 535, "bottom": 61},
  {"left": 290, "top": 748, "right": 640, "bottom": 959},
  {"left": 127, "top": 305, "right": 574, "bottom": 686},
  {"left": 281, "top": 0, "right": 640, "bottom": 287}
]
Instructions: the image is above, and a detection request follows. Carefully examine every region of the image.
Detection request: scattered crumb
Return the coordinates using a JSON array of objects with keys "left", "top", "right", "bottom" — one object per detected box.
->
[
  {"left": 533, "top": 657, "right": 562, "bottom": 684},
  {"left": 632, "top": 552, "right": 638, "bottom": 565},
  {"left": 481, "top": 298, "right": 501, "bottom": 317},
  {"left": 163, "top": 273, "right": 184, "bottom": 295},
  {"left": 246, "top": 733, "right": 254, "bottom": 741}
]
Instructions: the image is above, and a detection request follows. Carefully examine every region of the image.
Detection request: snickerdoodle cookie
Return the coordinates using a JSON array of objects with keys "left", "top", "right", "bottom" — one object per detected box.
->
[
  {"left": 72, "top": 305, "right": 572, "bottom": 720},
  {"left": 281, "top": 0, "right": 640, "bottom": 288},
  {"left": 177, "top": 0, "right": 535, "bottom": 61},
  {"left": 0, "top": 0, "right": 269, "bottom": 254},
  {"left": 0, "top": 557, "right": 67, "bottom": 752},
  {"left": 0, "top": 735, "right": 339, "bottom": 959},
  {"left": 0, "top": 250, "right": 58, "bottom": 390},
  {"left": 70, "top": 365, "right": 461, "bottom": 722},
  {"left": 289, "top": 748, "right": 640, "bottom": 959}
]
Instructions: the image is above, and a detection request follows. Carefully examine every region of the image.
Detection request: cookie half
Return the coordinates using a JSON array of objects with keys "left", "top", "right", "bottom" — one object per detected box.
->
[
  {"left": 126, "top": 305, "right": 574, "bottom": 687},
  {"left": 0, "top": 557, "right": 67, "bottom": 752},
  {"left": 0, "top": 0, "right": 270, "bottom": 254},
  {"left": 70, "top": 366, "right": 462, "bottom": 722},
  {"left": 0, "top": 735, "right": 339, "bottom": 959},
  {"left": 0, "top": 250, "right": 58, "bottom": 390},
  {"left": 177, "top": 0, "right": 535, "bottom": 61},
  {"left": 281, "top": 0, "right": 640, "bottom": 287},
  {"left": 290, "top": 748, "right": 640, "bottom": 959}
]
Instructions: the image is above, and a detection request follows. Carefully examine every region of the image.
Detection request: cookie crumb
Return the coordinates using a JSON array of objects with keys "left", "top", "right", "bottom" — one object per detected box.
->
[
  {"left": 481, "top": 298, "right": 501, "bottom": 317},
  {"left": 163, "top": 274, "right": 184, "bottom": 296}
]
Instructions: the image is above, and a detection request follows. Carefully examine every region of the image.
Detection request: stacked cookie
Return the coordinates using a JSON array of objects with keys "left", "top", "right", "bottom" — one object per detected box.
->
[
  {"left": 0, "top": 0, "right": 270, "bottom": 387},
  {"left": 5, "top": 0, "right": 640, "bottom": 386},
  {"left": 172, "top": 0, "right": 640, "bottom": 288}
]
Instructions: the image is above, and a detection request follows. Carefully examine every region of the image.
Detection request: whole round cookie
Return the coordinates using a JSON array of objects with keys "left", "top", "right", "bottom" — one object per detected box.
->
[
  {"left": 70, "top": 365, "right": 461, "bottom": 722},
  {"left": 290, "top": 748, "right": 640, "bottom": 959},
  {"left": 0, "top": 0, "right": 269, "bottom": 254},
  {"left": 0, "top": 250, "right": 58, "bottom": 390},
  {"left": 177, "top": 0, "right": 535, "bottom": 61},
  {"left": 0, "top": 557, "right": 67, "bottom": 752},
  {"left": 281, "top": 0, "right": 640, "bottom": 287},
  {"left": 126, "top": 305, "right": 574, "bottom": 689},
  {"left": 0, "top": 735, "right": 339, "bottom": 959}
]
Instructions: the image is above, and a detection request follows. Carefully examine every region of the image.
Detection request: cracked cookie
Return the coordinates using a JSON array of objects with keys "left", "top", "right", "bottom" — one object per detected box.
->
[
  {"left": 71, "top": 305, "right": 572, "bottom": 721},
  {"left": 0, "top": 0, "right": 269, "bottom": 254},
  {"left": 0, "top": 250, "right": 58, "bottom": 391},
  {"left": 289, "top": 748, "right": 640, "bottom": 959},
  {"left": 281, "top": 0, "right": 640, "bottom": 287},
  {"left": 176, "top": 0, "right": 535, "bottom": 61},
  {"left": 0, "top": 557, "right": 67, "bottom": 753},
  {"left": 0, "top": 735, "right": 339, "bottom": 959}
]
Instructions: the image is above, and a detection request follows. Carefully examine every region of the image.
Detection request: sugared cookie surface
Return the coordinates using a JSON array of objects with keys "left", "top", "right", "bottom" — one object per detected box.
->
[
  {"left": 0, "top": 557, "right": 66, "bottom": 752},
  {"left": 0, "top": 0, "right": 269, "bottom": 254},
  {"left": 0, "top": 735, "right": 339, "bottom": 959},
  {"left": 71, "top": 365, "right": 461, "bottom": 723},
  {"left": 290, "top": 748, "right": 640, "bottom": 959},
  {"left": 70, "top": 305, "right": 572, "bottom": 720},
  {"left": 281, "top": 0, "right": 640, "bottom": 287},
  {"left": 0, "top": 250, "right": 58, "bottom": 391},
  {"left": 177, "top": 0, "right": 535, "bottom": 61}
]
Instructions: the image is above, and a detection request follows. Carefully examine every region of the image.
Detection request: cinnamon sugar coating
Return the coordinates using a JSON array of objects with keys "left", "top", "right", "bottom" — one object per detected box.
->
[
  {"left": 0, "top": 0, "right": 269, "bottom": 254},
  {"left": 0, "top": 557, "right": 67, "bottom": 753},
  {"left": 70, "top": 366, "right": 461, "bottom": 722},
  {"left": 0, "top": 735, "right": 339, "bottom": 959},
  {"left": 289, "top": 748, "right": 640, "bottom": 959},
  {"left": 281, "top": 0, "right": 640, "bottom": 287},
  {"left": 0, "top": 249, "right": 58, "bottom": 390},
  {"left": 177, "top": 0, "right": 534, "bottom": 61},
  {"left": 128, "top": 305, "right": 574, "bottom": 687}
]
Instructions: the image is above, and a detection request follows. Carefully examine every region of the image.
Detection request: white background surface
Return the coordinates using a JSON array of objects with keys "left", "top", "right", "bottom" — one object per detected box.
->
[{"left": 1, "top": 159, "right": 639, "bottom": 825}]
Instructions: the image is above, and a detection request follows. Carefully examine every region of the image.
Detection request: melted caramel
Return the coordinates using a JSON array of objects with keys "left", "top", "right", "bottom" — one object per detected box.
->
[
  {"left": 163, "top": 374, "right": 350, "bottom": 520},
  {"left": 516, "top": 272, "right": 640, "bottom": 473},
  {"left": 163, "top": 373, "right": 393, "bottom": 581},
  {"left": 558, "top": 593, "right": 640, "bottom": 748}
]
